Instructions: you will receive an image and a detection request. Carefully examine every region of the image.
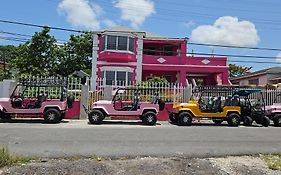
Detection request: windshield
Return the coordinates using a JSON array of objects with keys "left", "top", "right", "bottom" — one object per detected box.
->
[{"left": 11, "top": 85, "right": 26, "bottom": 97}]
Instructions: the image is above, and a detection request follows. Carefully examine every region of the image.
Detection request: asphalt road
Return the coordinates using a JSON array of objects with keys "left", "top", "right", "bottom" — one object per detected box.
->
[{"left": 0, "top": 119, "right": 281, "bottom": 158}]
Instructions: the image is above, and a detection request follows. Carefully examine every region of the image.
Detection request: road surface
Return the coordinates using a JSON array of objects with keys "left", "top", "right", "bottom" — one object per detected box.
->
[{"left": 0, "top": 119, "right": 281, "bottom": 158}]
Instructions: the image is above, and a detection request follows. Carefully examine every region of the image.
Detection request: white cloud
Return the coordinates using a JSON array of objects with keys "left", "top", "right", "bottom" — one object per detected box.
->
[
  {"left": 183, "top": 20, "right": 195, "bottom": 28},
  {"left": 276, "top": 52, "right": 281, "bottom": 63},
  {"left": 58, "top": 0, "right": 102, "bottom": 30},
  {"left": 113, "top": 0, "right": 155, "bottom": 29},
  {"left": 103, "top": 19, "right": 117, "bottom": 28},
  {"left": 191, "top": 16, "right": 260, "bottom": 47}
]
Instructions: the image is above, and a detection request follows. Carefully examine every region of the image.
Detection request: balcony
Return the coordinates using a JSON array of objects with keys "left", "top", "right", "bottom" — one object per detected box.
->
[
  {"left": 98, "top": 50, "right": 136, "bottom": 63},
  {"left": 142, "top": 55, "right": 227, "bottom": 67}
]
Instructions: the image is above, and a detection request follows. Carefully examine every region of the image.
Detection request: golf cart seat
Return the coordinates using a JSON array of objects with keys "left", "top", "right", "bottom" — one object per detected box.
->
[
  {"left": 35, "top": 91, "right": 47, "bottom": 108},
  {"left": 123, "top": 91, "right": 140, "bottom": 111},
  {"left": 224, "top": 96, "right": 232, "bottom": 106},
  {"left": 213, "top": 97, "right": 222, "bottom": 112},
  {"left": 231, "top": 95, "right": 239, "bottom": 106},
  {"left": 151, "top": 92, "right": 159, "bottom": 104}
]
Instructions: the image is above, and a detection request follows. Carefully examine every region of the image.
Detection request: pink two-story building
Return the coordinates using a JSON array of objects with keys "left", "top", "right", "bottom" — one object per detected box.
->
[{"left": 91, "top": 27, "right": 229, "bottom": 90}]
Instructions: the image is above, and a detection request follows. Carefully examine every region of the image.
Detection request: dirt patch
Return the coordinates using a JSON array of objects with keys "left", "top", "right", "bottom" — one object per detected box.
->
[{"left": 1, "top": 156, "right": 281, "bottom": 175}]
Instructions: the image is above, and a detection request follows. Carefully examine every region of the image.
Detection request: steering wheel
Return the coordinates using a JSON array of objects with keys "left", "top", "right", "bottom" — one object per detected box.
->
[
  {"left": 12, "top": 95, "right": 23, "bottom": 102},
  {"left": 199, "top": 99, "right": 206, "bottom": 109}
]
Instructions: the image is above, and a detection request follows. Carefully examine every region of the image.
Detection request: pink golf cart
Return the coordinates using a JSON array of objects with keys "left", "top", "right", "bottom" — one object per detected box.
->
[
  {"left": 88, "top": 87, "right": 165, "bottom": 125},
  {"left": 0, "top": 77, "right": 74, "bottom": 123},
  {"left": 265, "top": 93, "right": 281, "bottom": 127}
]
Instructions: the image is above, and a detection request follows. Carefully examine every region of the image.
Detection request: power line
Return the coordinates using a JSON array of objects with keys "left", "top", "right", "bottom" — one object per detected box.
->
[
  {"left": 188, "top": 42, "right": 281, "bottom": 52},
  {"left": 187, "top": 52, "right": 278, "bottom": 59},
  {"left": 0, "top": 30, "right": 68, "bottom": 43},
  {"left": 94, "top": 0, "right": 281, "bottom": 27},
  {"left": 2, "top": 28, "right": 281, "bottom": 53},
  {"left": 0, "top": 31, "right": 32, "bottom": 37},
  {"left": 0, "top": 36, "right": 29, "bottom": 43},
  {"left": 45, "top": 0, "right": 281, "bottom": 30},
  {"left": 0, "top": 19, "right": 83, "bottom": 33}
]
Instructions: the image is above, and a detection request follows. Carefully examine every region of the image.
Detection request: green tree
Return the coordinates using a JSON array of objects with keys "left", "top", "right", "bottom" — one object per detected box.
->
[
  {"left": 0, "top": 45, "right": 18, "bottom": 80},
  {"left": 11, "top": 27, "right": 59, "bottom": 76},
  {"left": 229, "top": 64, "right": 252, "bottom": 78},
  {"left": 54, "top": 32, "right": 92, "bottom": 77}
]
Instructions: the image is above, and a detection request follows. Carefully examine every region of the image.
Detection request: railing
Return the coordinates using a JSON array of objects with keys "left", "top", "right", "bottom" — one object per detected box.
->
[
  {"left": 87, "top": 78, "right": 191, "bottom": 109},
  {"left": 18, "top": 76, "right": 82, "bottom": 100}
]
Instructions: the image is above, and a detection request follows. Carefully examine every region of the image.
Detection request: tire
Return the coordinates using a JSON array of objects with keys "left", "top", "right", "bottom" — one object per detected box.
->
[
  {"left": 142, "top": 111, "right": 157, "bottom": 126},
  {"left": 213, "top": 119, "right": 223, "bottom": 125},
  {"left": 0, "top": 112, "right": 11, "bottom": 122},
  {"left": 227, "top": 113, "right": 241, "bottom": 127},
  {"left": 243, "top": 116, "right": 253, "bottom": 126},
  {"left": 88, "top": 110, "right": 104, "bottom": 125},
  {"left": 169, "top": 113, "right": 178, "bottom": 123},
  {"left": 44, "top": 108, "right": 62, "bottom": 124},
  {"left": 261, "top": 116, "right": 270, "bottom": 127},
  {"left": 273, "top": 114, "right": 281, "bottom": 127},
  {"left": 178, "top": 112, "right": 192, "bottom": 126}
]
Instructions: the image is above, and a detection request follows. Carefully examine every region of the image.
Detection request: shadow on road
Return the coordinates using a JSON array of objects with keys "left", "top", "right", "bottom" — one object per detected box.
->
[
  {"left": 0, "top": 119, "right": 69, "bottom": 124},
  {"left": 168, "top": 121, "right": 268, "bottom": 128},
  {"left": 88, "top": 120, "right": 161, "bottom": 126}
]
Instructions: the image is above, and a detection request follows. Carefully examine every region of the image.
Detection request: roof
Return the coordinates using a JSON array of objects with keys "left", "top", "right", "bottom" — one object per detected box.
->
[
  {"left": 231, "top": 67, "right": 281, "bottom": 81},
  {"left": 233, "top": 89, "right": 261, "bottom": 96},
  {"left": 96, "top": 26, "right": 187, "bottom": 40}
]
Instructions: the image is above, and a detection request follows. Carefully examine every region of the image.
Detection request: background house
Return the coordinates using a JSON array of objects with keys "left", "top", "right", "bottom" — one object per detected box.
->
[
  {"left": 91, "top": 27, "right": 230, "bottom": 90},
  {"left": 230, "top": 67, "right": 281, "bottom": 86}
]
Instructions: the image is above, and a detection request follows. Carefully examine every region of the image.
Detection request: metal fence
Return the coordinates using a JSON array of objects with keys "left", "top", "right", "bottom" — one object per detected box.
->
[
  {"left": 87, "top": 78, "right": 191, "bottom": 109},
  {"left": 17, "top": 76, "right": 82, "bottom": 100},
  {"left": 193, "top": 86, "right": 281, "bottom": 106}
]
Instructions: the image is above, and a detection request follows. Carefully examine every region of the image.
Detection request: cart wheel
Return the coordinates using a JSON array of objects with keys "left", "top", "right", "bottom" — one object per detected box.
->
[
  {"left": 44, "top": 108, "right": 61, "bottom": 124},
  {"left": 227, "top": 113, "right": 240, "bottom": 127},
  {"left": 213, "top": 119, "right": 223, "bottom": 125},
  {"left": 88, "top": 110, "right": 104, "bottom": 125},
  {"left": 243, "top": 116, "right": 253, "bottom": 126},
  {"left": 169, "top": 113, "right": 178, "bottom": 123},
  {"left": 273, "top": 114, "right": 281, "bottom": 127},
  {"left": 261, "top": 116, "right": 270, "bottom": 127},
  {"left": 178, "top": 112, "right": 192, "bottom": 126},
  {"left": 0, "top": 112, "right": 12, "bottom": 122},
  {"left": 142, "top": 111, "right": 157, "bottom": 126}
]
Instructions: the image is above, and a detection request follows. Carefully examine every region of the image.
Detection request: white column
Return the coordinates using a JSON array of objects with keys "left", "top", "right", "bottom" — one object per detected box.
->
[
  {"left": 91, "top": 33, "right": 99, "bottom": 91},
  {"left": 135, "top": 34, "right": 144, "bottom": 81}
]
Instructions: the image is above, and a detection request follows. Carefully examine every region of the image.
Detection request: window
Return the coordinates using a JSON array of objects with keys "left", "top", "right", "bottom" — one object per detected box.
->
[
  {"left": 101, "top": 68, "right": 134, "bottom": 86},
  {"left": 118, "top": 36, "right": 127, "bottom": 50},
  {"left": 105, "top": 71, "right": 115, "bottom": 85},
  {"left": 117, "top": 72, "right": 126, "bottom": 86},
  {"left": 163, "top": 46, "right": 173, "bottom": 56},
  {"left": 248, "top": 79, "right": 259, "bottom": 85},
  {"left": 129, "top": 38, "right": 134, "bottom": 52},
  {"left": 107, "top": 35, "right": 117, "bottom": 50},
  {"left": 102, "top": 35, "right": 134, "bottom": 52}
]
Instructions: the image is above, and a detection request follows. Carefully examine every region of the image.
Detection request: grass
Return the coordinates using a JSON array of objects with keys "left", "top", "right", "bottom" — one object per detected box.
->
[
  {"left": 0, "top": 147, "right": 33, "bottom": 168},
  {"left": 262, "top": 154, "right": 281, "bottom": 170}
]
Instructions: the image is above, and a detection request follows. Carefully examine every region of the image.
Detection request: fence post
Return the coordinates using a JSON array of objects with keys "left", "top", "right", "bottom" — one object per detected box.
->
[
  {"left": 183, "top": 84, "right": 192, "bottom": 102},
  {"left": 80, "top": 84, "right": 89, "bottom": 119},
  {"left": 104, "top": 86, "right": 113, "bottom": 100}
]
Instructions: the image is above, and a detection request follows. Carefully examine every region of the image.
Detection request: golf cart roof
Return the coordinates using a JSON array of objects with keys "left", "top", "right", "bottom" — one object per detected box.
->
[
  {"left": 233, "top": 89, "right": 261, "bottom": 96},
  {"left": 18, "top": 77, "right": 67, "bottom": 87}
]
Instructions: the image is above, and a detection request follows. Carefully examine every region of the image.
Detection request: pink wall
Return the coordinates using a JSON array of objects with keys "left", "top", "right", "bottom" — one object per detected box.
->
[{"left": 65, "top": 100, "right": 80, "bottom": 119}]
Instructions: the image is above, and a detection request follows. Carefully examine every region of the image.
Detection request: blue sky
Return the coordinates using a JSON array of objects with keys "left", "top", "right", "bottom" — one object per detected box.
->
[{"left": 0, "top": 0, "right": 281, "bottom": 71}]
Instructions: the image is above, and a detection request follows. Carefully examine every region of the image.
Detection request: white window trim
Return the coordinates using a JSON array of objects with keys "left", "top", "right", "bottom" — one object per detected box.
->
[
  {"left": 102, "top": 35, "right": 134, "bottom": 53},
  {"left": 100, "top": 66, "right": 134, "bottom": 72},
  {"left": 100, "top": 50, "right": 134, "bottom": 54}
]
